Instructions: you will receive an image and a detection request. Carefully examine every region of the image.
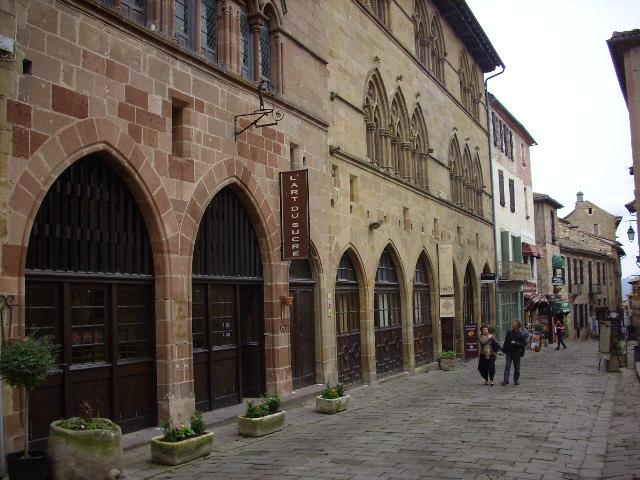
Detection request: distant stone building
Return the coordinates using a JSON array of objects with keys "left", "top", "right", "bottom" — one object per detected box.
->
[
  {"left": 533, "top": 193, "right": 563, "bottom": 297},
  {"left": 558, "top": 193, "right": 624, "bottom": 338},
  {"left": 489, "top": 94, "right": 538, "bottom": 340}
]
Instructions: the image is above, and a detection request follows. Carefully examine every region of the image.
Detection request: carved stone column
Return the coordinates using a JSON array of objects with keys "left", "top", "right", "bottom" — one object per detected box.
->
[
  {"left": 390, "top": 136, "right": 399, "bottom": 174},
  {"left": 250, "top": 16, "right": 263, "bottom": 82},
  {"left": 365, "top": 122, "right": 376, "bottom": 163},
  {"left": 420, "top": 152, "right": 429, "bottom": 189},
  {"left": 401, "top": 142, "right": 413, "bottom": 181},
  {"left": 380, "top": 129, "right": 392, "bottom": 171},
  {"left": 274, "top": 33, "right": 284, "bottom": 95}
]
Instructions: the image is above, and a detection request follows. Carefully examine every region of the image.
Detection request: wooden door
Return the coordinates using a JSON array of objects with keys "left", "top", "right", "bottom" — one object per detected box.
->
[
  {"left": 335, "top": 288, "right": 362, "bottom": 385},
  {"left": 290, "top": 286, "right": 315, "bottom": 389},
  {"left": 25, "top": 155, "right": 156, "bottom": 448},
  {"left": 335, "top": 253, "right": 362, "bottom": 385},
  {"left": 413, "top": 258, "right": 433, "bottom": 365},
  {"left": 240, "top": 285, "right": 264, "bottom": 398},
  {"left": 441, "top": 317, "right": 454, "bottom": 351},
  {"left": 374, "top": 249, "right": 403, "bottom": 376}
]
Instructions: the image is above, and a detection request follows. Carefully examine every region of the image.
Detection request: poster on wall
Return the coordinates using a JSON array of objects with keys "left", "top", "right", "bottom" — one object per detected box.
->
[
  {"left": 464, "top": 323, "right": 478, "bottom": 358},
  {"left": 280, "top": 170, "right": 310, "bottom": 260},
  {"left": 440, "top": 296, "right": 455, "bottom": 318},
  {"left": 438, "top": 243, "right": 454, "bottom": 296}
]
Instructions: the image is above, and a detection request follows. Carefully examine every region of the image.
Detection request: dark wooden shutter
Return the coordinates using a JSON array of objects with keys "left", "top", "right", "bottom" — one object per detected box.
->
[
  {"left": 508, "top": 178, "right": 515, "bottom": 212},
  {"left": 567, "top": 257, "right": 572, "bottom": 288},
  {"left": 498, "top": 169, "right": 505, "bottom": 206},
  {"left": 492, "top": 113, "right": 498, "bottom": 146},
  {"left": 500, "top": 230, "right": 510, "bottom": 261}
]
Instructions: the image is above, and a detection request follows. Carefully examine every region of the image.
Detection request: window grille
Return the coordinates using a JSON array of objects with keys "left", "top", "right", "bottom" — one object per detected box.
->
[
  {"left": 260, "top": 19, "right": 271, "bottom": 86},
  {"left": 122, "top": 0, "right": 145, "bottom": 24},
  {"left": 201, "top": 0, "right": 217, "bottom": 60},
  {"left": 240, "top": 9, "right": 254, "bottom": 81},
  {"left": 175, "top": 0, "right": 193, "bottom": 50}
]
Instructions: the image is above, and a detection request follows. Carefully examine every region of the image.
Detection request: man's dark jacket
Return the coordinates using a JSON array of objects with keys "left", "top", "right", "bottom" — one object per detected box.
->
[{"left": 503, "top": 330, "right": 526, "bottom": 357}]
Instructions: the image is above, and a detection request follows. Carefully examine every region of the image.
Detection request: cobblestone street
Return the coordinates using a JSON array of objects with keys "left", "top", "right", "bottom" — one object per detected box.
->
[{"left": 125, "top": 340, "right": 640, "bottom": 480}]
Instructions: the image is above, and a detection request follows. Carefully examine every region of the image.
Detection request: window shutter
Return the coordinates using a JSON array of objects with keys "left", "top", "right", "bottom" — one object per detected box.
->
[
  {"left": 498, "top": 170, "right": 505, "bottom": 206},
  {"left": 513, "top": 236, "right": 523, "bottom": 263},
  {"left": 567, "top": 257, "right": 572, "bottom": 288},
  {"left": 508, "top": 178, "right": 515, "bottom": 212},
  {"left": 501, "top": 230, "right": 510, "bottom": 262},
  {"left": 492, "top": 113, "right": 498, "bottom": 146},
  {"left": 509, "top": 131, "right": 514, "bottom": 159}
]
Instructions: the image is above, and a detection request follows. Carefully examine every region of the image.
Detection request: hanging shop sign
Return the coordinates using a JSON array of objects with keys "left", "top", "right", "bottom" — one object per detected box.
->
[
  {"left": 464, "top": 323, "right": 478, "bottom": 358},
  {"left": 280, "top": 169, "right": 310, "bottom": 260},
  {"left": 551, "top": 276, "right": 564, "bottom": 286},
  {"left": 480, "top": 272, "right": 496, "bottom": 284}
]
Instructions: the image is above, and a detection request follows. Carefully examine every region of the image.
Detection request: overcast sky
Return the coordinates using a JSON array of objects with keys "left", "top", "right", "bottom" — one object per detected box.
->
[{"left": 466, "top": 0, "right": 640, "bottom": 279}]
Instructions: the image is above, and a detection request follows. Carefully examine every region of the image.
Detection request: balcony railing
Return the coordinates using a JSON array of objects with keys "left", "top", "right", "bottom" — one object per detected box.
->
[
  {"left": 569, "top": 284, "right": 583, "bottom": 296},
  {"left": 499, "top": 261, "right": 531, "bottom": 283},
  {"left": 590, "top": 284, "right": 603, "bottom": 295}
]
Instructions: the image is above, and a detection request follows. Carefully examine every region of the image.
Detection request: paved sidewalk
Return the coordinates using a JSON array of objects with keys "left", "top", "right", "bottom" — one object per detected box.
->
[{"left": 123, "top": 340, "right": 638, "bottom": 480}]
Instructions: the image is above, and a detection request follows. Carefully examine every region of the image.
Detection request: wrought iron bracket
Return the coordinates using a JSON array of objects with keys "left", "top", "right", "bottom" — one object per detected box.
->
[{"left": 234, "top": 80, "right": 283, "bottom": 142}]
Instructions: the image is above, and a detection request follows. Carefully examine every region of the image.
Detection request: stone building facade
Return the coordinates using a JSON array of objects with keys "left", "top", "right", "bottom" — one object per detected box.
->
[
  {"left": 608, "top": 30, "right": 640, "bottom": 258},
  {"left": 533, "top": 193, "right": 562, "bottom": 297},
  {"left": 559, "top": 193, "right": 624, "bottom": 338},
  {"left": 0, "top": 0, "right": 501, "bottom": 451},
  {"left": 489, "top": 93, "right": 538, "bottom": 339}
]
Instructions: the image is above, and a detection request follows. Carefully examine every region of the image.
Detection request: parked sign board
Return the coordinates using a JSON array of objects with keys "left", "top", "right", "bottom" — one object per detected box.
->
[
  {"left": 280, "top": 170, "right": 310, "bottom": 260},
  {"left": 464, "top": 323, "right": 478, "bottom": 358}
]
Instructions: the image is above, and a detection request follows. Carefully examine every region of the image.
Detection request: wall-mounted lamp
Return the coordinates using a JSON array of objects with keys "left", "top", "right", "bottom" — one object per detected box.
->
[
  {"left": 627, "top": 225, "right": 635, "bottom": 242},
  {"left": 369, "top": 219, "right": 384, "bottom": 230},
  {"left": 281, "top": 295, "right": 293, "bottom": 306}
]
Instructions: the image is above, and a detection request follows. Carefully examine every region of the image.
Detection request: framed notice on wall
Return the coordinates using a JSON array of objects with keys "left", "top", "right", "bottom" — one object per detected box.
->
[
  {"left": 280, "top": 170, "right": 310, "bottom": 260},
  {"left": 440, "top": 296, "right": 455, "bottom": 318}
]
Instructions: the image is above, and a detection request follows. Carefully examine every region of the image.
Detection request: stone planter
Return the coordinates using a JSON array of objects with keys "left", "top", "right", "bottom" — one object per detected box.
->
[
  {"left": 439, "top": 358, "right": 455, "bottom": 371},
  {"left": 315, "top": 395, "right": 351, "bottom": 414},
  {"left": 150, "top": 432, "right": 214, "bottom": 466},
  {"left": 48, "top": 419, "right": 123, "bottom": 480},
  {"left": 237, "top": 411, "right": 286, "bottom": 437}
]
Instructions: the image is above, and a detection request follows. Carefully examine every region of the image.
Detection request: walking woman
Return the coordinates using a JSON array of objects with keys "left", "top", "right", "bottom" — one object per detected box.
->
[{"left": 478, "top": 325, "right": 498, "bottom": 385}]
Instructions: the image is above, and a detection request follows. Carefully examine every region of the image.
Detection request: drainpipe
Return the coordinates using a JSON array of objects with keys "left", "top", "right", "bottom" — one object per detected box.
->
[{"left": 484, "top": 65, "right": 506, "bottom": 330}]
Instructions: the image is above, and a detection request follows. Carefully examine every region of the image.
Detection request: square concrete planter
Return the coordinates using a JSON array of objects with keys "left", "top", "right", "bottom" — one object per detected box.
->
[
  {"left": 151, "top": 432, "right": 214, "bottom": 466},
  {"left": 439, "top": 358, "right": 455, "bottom": 371},
  {"left": 237, "top": 411, "right": 285, "bottom": 437},
  {"left": 316, "top": 395, "right": 351, "bottom": 414}
]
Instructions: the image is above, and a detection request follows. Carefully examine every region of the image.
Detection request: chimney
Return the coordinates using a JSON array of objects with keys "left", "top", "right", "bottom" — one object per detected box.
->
[{"left": 576, "top": 191, "right": 584, "bottom": 204}]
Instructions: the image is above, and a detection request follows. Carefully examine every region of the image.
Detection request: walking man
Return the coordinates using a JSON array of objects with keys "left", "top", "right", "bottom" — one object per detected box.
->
[
  {"left": 501, "top": 320, "right": 526, "bottom": 385},
  {"left": 555, "top": 317, "right": 567, "bottom": 350}
]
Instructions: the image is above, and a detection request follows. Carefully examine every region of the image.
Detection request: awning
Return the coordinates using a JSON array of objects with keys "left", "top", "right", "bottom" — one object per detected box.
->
[
  {"left": 552, "top": 255, "right": 565, "bottom": 269},
  {"left": 522, "top": 243, "right": 542, "bottom": 259},
  {"left": 524, "top": 293, "right": 549, "bottom": 311}
]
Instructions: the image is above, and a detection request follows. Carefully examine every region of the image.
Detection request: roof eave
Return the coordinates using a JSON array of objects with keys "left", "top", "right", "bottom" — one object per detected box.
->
[{"left": 432, "top": 0, "right": 503, "bottom": 73}]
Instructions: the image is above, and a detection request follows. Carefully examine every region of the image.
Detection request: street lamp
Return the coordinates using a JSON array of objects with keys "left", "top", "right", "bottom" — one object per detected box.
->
[{"left": 628, "top": 225, "right": 635, "bottom": 242}]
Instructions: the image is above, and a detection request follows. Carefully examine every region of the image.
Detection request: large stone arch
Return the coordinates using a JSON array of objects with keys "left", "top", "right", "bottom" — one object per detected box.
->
[{"left": 5, "top": 117, "right": 188, "bottom": 428}]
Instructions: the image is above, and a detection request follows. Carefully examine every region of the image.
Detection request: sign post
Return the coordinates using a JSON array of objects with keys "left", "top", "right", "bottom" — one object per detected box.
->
[
  {"left": 280, "top": 170, "right": 310, "bottom": 260},
  {"left": 464, "top": 323, "right": 478, "bottom": 359}
]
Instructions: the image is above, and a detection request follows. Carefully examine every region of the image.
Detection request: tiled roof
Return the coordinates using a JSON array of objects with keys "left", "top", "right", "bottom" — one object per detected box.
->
[
  {"left": 533, "top": 192, "right": 563, "bottom": 209},
  {"left": 607, "top": 29, "right": 640, "bottom": 104}
]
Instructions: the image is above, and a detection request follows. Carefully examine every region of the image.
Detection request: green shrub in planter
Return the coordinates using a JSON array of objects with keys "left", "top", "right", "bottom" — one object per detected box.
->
[
  {"left": 0, "top": 336, "right": 57, "bottom": 478},
  {"left": 151, "top": 410, "right": 213, "bottom": 466},
  {"left": 439, "top": 351, "right": 456, "bottom": 371},
  {"left": 237, "top": 395, "right": 285, "bottom": 437},
  {"left": 316, "top": 384, "right": 350, "bottom": 414}
]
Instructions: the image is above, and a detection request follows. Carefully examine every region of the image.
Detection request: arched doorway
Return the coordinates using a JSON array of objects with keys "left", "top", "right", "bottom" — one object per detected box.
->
[
  {"left": 26, "top": 155, "right": 157, "bottom": 447},
  {"left": 413, "top": 255, "right": 434, "bottom": 365},
  {"left": 192, "top": 186, "right": 265, "bottom": 411},
  {"left": 289, "top": 259, "right": 316, "bottom": 389},
  {"left": 374, "top": 248, "right": 403, "bottom": 376},
  {"left": 335, "top": 252, "right": 362, "bottom": 385}
]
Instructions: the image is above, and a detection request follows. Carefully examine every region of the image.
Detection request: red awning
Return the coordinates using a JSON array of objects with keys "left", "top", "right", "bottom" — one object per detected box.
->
[{"left": 522, "top": 243, "right": 542, "bottom": 259}]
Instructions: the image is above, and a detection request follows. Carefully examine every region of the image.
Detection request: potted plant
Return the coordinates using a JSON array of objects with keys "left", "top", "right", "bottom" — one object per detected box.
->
[
  {"left": 439, "top": 350, "right": 456, "bottom": 371},
  {"left": 48, "top": 402, "right": 124, "bottom": 479},
  {"left": 151, "top": 410, "right": 214, "bottom": 466},
  {"left": 316, "top": 384, "right": 351, "bottom": 414},
  {"left": 237, "top": 394, "right": 285, "bottom": 437},
  {"left": 0, "top": 336, "right": 57, "bottom": 480}
]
